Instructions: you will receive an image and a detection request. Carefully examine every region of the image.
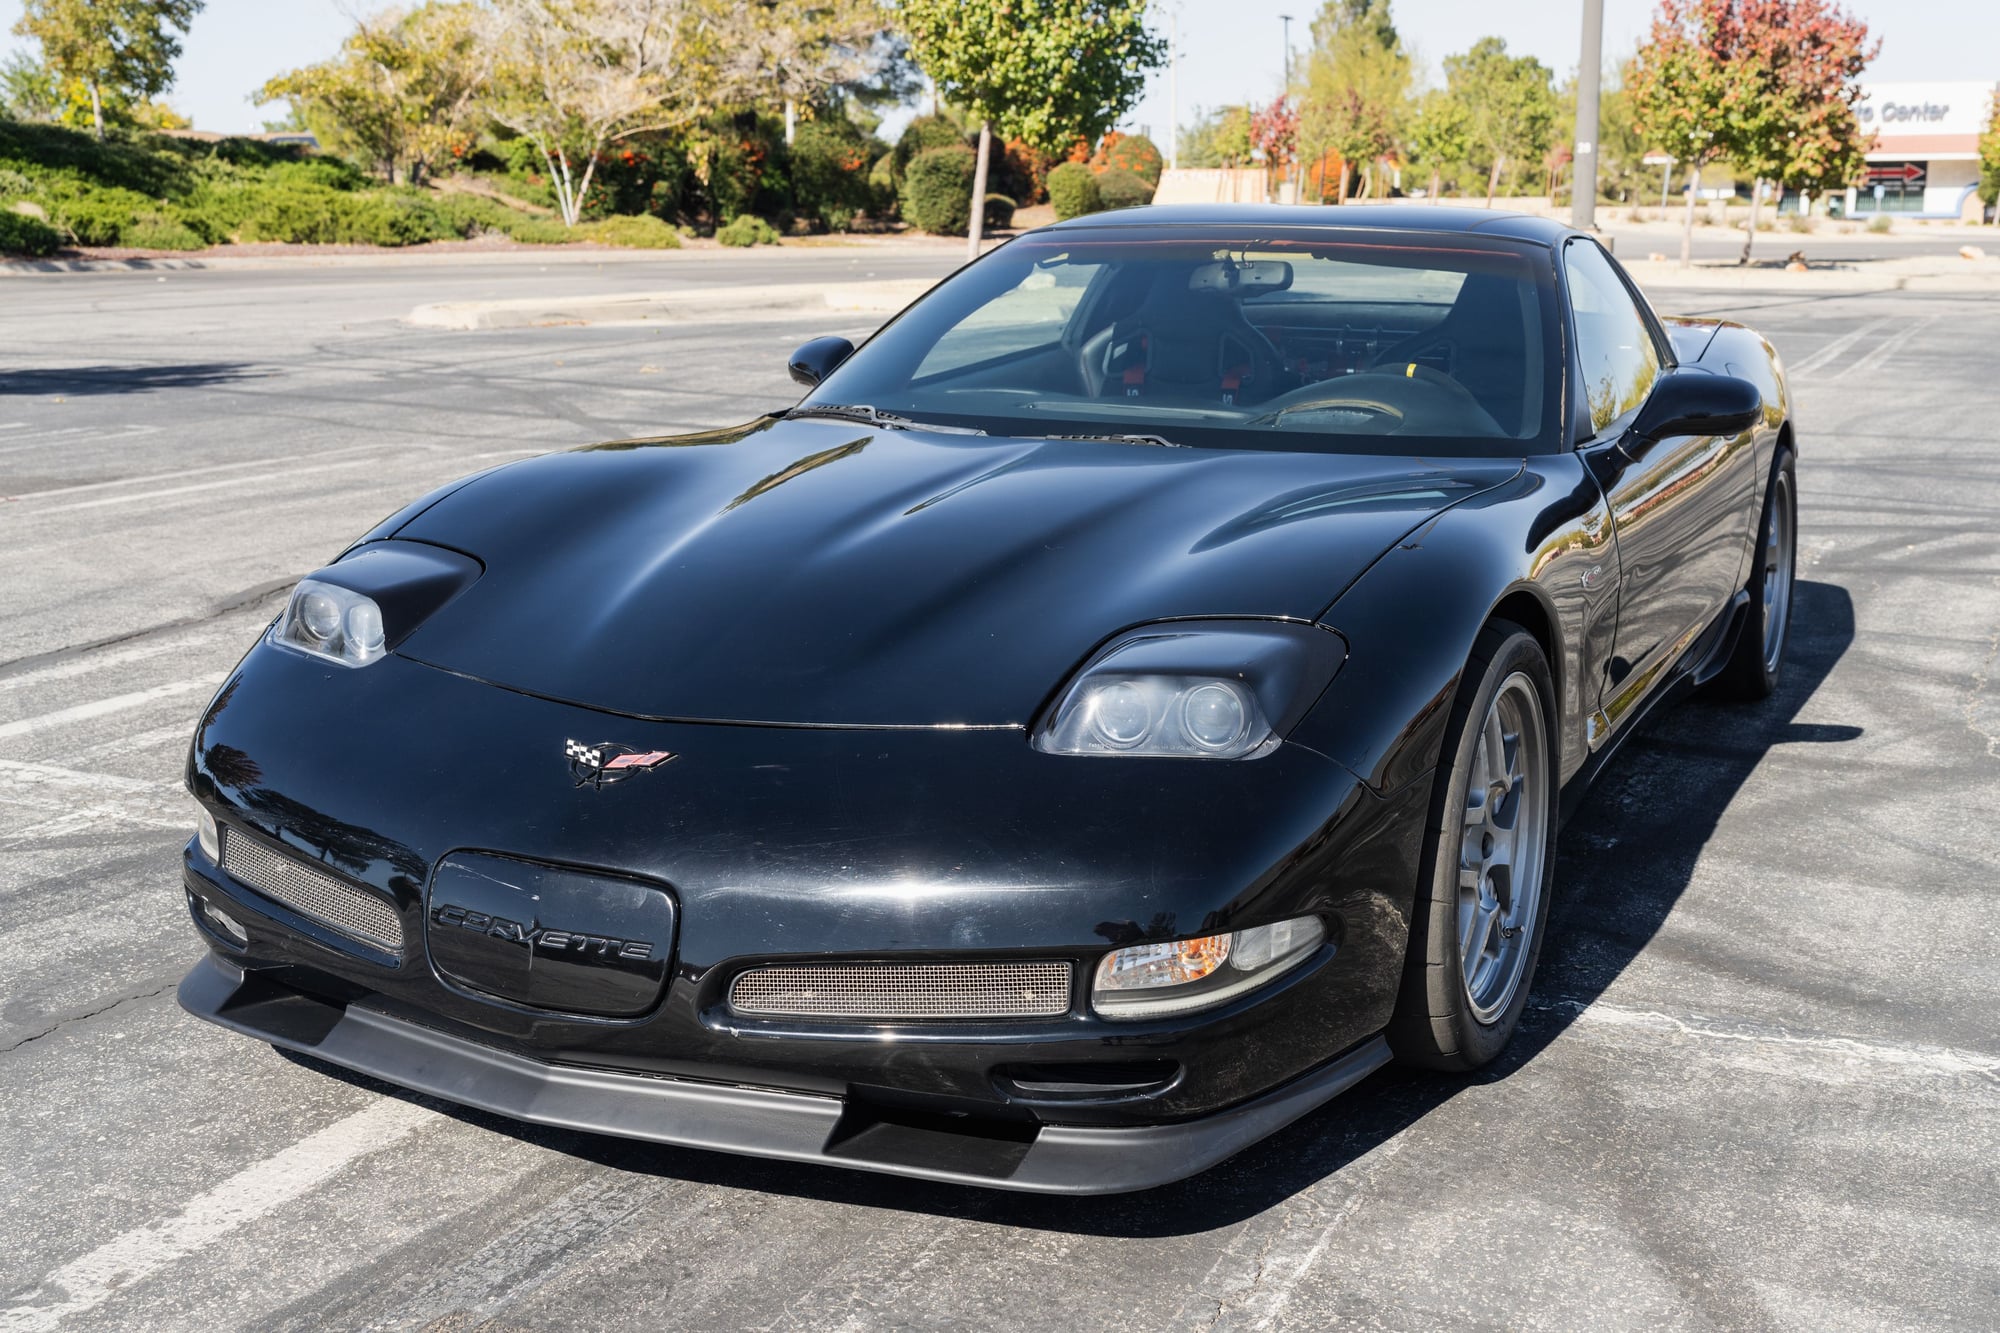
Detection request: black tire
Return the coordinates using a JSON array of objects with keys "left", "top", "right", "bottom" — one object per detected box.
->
[
  {"left": 1387, "top": 621, "right": 1559, "bottom": 1072},
  {"left": 1711, "top": 448, "right": 1797, "bottom": 701}
]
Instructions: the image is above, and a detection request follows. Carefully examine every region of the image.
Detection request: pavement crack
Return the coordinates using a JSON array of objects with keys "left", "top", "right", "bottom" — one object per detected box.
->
[
  {"left": 0, "top": 578, "right": 293, "bottom": 680},
  {"left": 0, "top": 981, "right": 179, "bottom": 1056}
]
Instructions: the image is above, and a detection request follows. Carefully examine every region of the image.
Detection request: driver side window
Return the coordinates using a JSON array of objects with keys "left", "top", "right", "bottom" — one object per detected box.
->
[{"left": 1565, "top": 241, "right": 1661, "bottom": 437}]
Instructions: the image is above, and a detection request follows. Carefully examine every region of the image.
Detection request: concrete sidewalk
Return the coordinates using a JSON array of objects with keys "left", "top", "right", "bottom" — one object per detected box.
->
[{"left": 1625, "top": 249, "right": 2000, "bottom": 295}]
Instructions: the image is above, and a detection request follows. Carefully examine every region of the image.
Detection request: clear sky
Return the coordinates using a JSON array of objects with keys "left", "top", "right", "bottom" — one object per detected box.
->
[{"left": 0, "top": 0, "right": 1991, "bottom": 138}]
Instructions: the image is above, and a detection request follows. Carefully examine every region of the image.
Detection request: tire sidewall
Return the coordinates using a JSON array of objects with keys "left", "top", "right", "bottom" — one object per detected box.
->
[{"left": 1392, "top": 623, "right": 1560, "bottom": 1069}]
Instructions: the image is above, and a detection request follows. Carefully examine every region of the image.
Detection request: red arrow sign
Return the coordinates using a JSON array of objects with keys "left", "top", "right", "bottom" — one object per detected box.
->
[{"left": 1866, "top": 163, "right": 1925, "bottom": 182}]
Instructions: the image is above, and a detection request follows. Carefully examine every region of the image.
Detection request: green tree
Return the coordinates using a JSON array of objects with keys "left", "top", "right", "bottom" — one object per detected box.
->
[
  {"left": 259, "top": 4, "right": 490, "bottom": 186},
  {"left": 0, "top": 52, "right": 63, "bottom": 122},
  {"left": 900, "top": 0, "right": 1164, "bottom": 257},
  {"left": 1627, "top": 0, "right": 1733, "bottom": 265},
  {"left": 12, "top": 0, "right": 203, "bottom": 139},
  {"left": 1592, "top": 70, "right": 1653, "bottom": 205},
  {"left": 1981, "top": 93, "right": 2000, "bottom": 222},
  {"left": 1298, "top": 0, "right": 1410, "bottom": 203},
  {"left": 1406, "top": 87, "right": 1471, "bottom": 200},
  {"left": 1442, "top": 36, "right": 1558, "bottom": 207},
  {"left": 1178, "top": 104, "right": 1252, "bottom": 168},
  {"left": 713, "top": 0, "right": 901, "bottom": 144},
  {"left": 483, "top": 0, "right": 713, "bottom": 227}
]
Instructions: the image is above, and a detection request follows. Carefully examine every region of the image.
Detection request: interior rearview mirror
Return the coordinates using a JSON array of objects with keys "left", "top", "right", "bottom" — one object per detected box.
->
[
  {"left": 1626, "top": 370, "right": 1762, "bottom": 450},
  {"left": 788, "top": 336, "right": 856, "bottom": 388},
  {"left": 1188, "top": 259, "right": 1293, "bottom": 295}
]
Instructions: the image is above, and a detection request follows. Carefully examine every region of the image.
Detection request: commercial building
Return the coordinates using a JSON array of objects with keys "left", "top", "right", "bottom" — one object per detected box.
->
[{"left": 1836, "top": 81, "right": 1994, "bottom": 221}]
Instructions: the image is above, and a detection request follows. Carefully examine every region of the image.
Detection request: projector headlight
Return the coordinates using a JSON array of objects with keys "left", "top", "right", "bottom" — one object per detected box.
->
[
  {"left": 266, "top": 541, "right": 483, "bottom": 669},
  {"left": 1034, "top": 621, "right": 1346, "bottom": 759},
  {"left": 1092, "top": 916, "right": 1327, "bottom": 1019},
  {"left": 274, "top": 579, "right": 387, "bottom": 667}
]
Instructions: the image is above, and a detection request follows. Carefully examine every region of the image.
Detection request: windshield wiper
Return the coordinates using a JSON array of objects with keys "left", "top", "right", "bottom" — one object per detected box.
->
[
  {"left": 1036, "top": 432, "right": 1186, "bottom": 449},
  {"left": 785, "top": 404, "right": 984, "bottom": 435}
]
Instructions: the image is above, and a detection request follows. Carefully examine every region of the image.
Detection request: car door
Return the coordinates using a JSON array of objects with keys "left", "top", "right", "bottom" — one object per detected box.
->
[{"left": 1567, "top": 239, "right": 1757, "bottom": 740}]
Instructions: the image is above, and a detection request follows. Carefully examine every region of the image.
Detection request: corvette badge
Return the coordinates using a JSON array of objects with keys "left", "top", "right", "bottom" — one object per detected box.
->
[{"left": 565, "top": 739, "right": 676, "bottom": 789}]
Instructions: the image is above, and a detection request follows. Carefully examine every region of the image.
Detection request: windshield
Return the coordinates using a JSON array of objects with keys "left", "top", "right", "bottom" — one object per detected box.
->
[{"left": 806, "top": 225, "right": 1564, "bottom": 456}]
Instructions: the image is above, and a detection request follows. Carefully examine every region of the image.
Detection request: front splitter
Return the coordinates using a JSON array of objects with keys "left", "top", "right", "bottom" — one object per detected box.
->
[{"left": 178, "top": 953, "right": 1393, "bottom": 1195}]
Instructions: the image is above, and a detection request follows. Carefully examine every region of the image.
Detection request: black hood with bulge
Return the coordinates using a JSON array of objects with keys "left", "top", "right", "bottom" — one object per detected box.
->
[{"left": 383, "top": 417, "right": 1521, "bottom": 726}]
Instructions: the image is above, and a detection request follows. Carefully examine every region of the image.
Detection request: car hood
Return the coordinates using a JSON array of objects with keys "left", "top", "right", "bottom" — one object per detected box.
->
[{"left": 387, "top": 417, "right": 1521, "bottom": 726}]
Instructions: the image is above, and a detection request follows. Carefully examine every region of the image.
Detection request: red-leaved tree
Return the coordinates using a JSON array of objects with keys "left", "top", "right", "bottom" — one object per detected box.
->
[
  {"left": 1250, "top": 94, "right": 1298, "bottom": 197},
  {"left": 1629, "top": 0, "right": 1876, "bottom": 267},
  {"left": 1723, "top": 0, "right": 1876, "bottom": 263}
]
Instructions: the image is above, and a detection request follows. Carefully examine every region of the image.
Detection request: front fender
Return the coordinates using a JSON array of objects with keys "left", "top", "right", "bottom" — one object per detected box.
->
[{"left": 1290, "top": 456, "right": 1620, "bottom": 800}]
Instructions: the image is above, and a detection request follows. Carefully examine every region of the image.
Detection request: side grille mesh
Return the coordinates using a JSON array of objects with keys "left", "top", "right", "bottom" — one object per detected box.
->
[
  {"left": 220, "top": 830, "right": 404, "bottom": 952},
  {"left": 729, "top": 960, "right": 1073, "bottom": 1020}
]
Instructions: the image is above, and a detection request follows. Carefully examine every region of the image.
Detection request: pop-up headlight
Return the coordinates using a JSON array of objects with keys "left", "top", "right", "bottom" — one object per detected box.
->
[
  {"left": 275, "top": 579, "right": 386, "bottom": 667},
  {"left": 269, "top": 541, "right": 482, "bottom": 669},
  {"left": 1034, "top": 621, "right": 1346, "bottom": 759}
]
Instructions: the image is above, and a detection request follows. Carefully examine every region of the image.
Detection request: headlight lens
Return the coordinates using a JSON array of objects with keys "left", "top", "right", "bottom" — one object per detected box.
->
[
  {"left": 274, "top": 579, "right": 387, "bottom": 667},
  {"left": 1048, "top": 674, "right": 1267, "bottom": 758},
  {"left": 194, "top": 804, "right": 219, "bottom": 861},
  {"left": 1034, "top": 622, "right": 1346, "bottom": 760},
  {"left": 1093, "top": 916, "right": 1326, "bottom": 1019}
]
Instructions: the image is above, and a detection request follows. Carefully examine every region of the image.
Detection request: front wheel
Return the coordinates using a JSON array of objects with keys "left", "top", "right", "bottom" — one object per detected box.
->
[{"left": 1388, "top": 622, "right": 1559, "bottom": 1071}]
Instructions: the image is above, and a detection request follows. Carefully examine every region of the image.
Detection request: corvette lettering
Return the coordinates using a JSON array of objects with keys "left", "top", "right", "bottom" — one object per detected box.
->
[{"left": 431, "top": 903, "right": 654, "bottom": 960}]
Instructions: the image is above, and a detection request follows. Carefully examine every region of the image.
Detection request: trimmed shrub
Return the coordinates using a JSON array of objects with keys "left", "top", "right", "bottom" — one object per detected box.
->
[
  {"left": 901, "top": 146, "right": 977, "bottom": 235},
  {"left": 1101, "top": 134, "right": 1164, "bottom": 186},
  {"left": 983, "top": 193, "right": 1016, "bottom": 230},
  {"left": 1096, "top": 167, "right": 1154, "bottom": 210},
  {"left": 579, "top": 214, "right": 683, "bottom": 248},
  {"left": 868, "top": 151, "right": 898, "bottom": 218},
  {"left": 1047, "top": 161, "right": 1102, "bottom": 219},
  {"left": 123, "top": 210, "right": 206, "bottom": 251},
  {"left": 892, "top": 115, "right": 968, "bottom": 181},
  {"left": 0, "top": 209, "right": 63, "bottom": 256},
  {"left": 790, "top": 121, "right": 875, "bottom": 232},
  {"left": 505, "top": 217, "right": 579, "bottom": 245},
  {"left": 429, "top": 192, "right": 527, "bottom": 238},
  {"left": 717, "top": 214, "right": 782, "bottom": 246},
  {"left": 43, "top": 185, "right": 155, "bottom": 245}
]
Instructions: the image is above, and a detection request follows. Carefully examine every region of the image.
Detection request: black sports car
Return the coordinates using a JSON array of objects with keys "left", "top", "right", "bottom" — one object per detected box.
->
[{"left": 179, "top": 206, "right": 1795, "bottom": 1194}]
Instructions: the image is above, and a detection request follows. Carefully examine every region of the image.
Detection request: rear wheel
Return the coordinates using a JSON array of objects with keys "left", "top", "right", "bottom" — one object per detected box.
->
[
  {"left": 1713, "top": 449, "right": 1797, "bottom": 700},
  {"left": 1388, "top": 622, "right": 1558, "bottom": 1071}
]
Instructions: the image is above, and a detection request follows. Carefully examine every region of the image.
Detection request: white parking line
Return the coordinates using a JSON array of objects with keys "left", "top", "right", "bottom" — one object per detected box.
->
[
  {"left": 0, "top": 1100, "right": 432, "bottom": 1332},
  {"left": 0, "top": 636, "right": 209, "bottom": 693},
  {"left": 0, "top": 681, "right": 208, "bottom": 741},
  {"left": 0, "top": 440, "right": 398, "bottom": 502},
  {"left": 1786, "top": 318, "right": 1890, "bottom": 379},
  {"left": 0, "top": 425, "right": 161, "bottom": 458}
]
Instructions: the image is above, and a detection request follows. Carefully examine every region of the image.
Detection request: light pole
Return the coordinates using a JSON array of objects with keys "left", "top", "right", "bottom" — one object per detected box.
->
[
  {"left": 1572, "top": 0, "right": 1604, "bottom": 230},
  {"left": 1279, "top": 14, "right": 1293, "bottom": 92}
]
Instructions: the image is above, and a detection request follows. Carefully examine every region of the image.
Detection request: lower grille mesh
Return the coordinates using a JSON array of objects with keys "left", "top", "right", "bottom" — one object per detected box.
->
[
  {"left": 729, "top": 960, "right": 1073, "bottom": 1020},
  {"left": 220, "top": 830, "right": 404, "bottom": 952}
]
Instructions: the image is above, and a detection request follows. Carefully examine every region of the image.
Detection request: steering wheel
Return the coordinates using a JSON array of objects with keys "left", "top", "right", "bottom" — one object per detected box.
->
[{"left": 1248, "top": 364, "right": 1491, "bottom": 433}]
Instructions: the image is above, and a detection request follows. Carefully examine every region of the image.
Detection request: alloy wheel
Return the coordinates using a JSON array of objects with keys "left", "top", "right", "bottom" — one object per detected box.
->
[{"left": 1456, "top": 673, "right": 1550, "bottom": 1024}]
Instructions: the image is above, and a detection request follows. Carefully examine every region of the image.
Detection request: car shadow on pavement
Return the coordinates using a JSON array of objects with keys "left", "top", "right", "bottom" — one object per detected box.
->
[
  {"left": 281, "top": 581, "right": 1857, "bottom": 1235},
  {"left": 0, "top": 363, "right": 267, "bottom": 395}
]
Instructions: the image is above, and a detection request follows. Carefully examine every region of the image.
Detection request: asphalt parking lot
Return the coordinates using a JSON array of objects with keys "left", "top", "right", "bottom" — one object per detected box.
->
[{"left": 1, "top": 248, "right": 1995, "bottom": 1331}]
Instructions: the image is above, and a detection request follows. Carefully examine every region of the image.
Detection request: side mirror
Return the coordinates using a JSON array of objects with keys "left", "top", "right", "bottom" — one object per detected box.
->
[
  {"left": 788, "top": 336, "right": 855, "bottom": 388},
  {"left": 1626, "top": 370, "right": 1762, "bottom": 450}
]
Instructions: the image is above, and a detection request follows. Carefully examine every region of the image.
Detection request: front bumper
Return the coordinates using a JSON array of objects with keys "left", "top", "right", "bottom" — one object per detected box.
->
[{"left": 181, "top": 953, "right": 1391, "bottom": 1194}]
